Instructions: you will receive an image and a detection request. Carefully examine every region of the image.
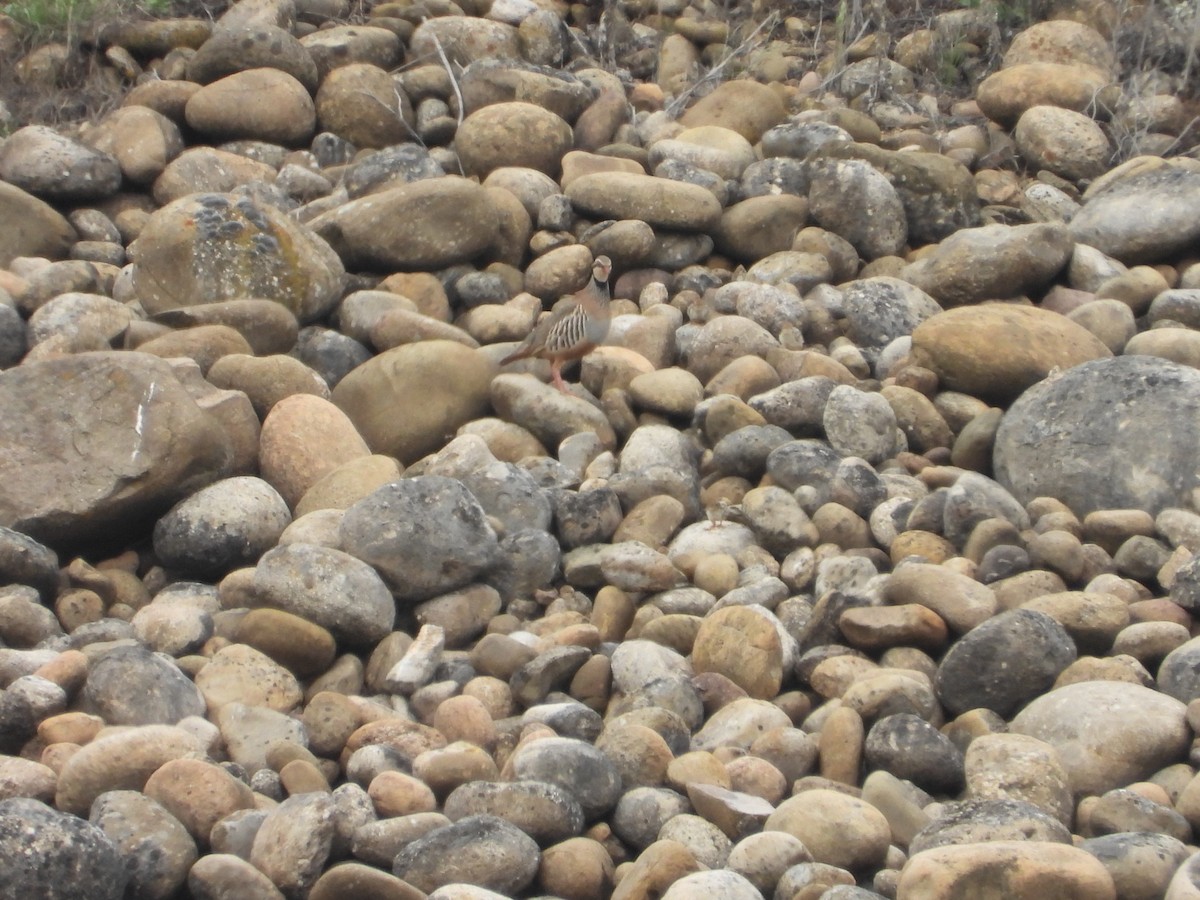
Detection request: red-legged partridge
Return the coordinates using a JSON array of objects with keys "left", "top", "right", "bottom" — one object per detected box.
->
[{"left": 501, "top": 255, "right": 613, "bottom": 392}]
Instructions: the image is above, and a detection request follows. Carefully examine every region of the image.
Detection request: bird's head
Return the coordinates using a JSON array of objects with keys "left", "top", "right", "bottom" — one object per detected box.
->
[{"left": 592, "top": 255, "right": 613, "bottom": 285}]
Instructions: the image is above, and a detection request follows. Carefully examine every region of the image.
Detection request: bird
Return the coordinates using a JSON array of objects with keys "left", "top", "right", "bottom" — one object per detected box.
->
[{"left": 501, "top": 255, "right": 613, "bottom": 393}]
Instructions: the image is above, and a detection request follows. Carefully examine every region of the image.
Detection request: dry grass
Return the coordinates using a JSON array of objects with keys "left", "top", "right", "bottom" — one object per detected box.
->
[{"left": 0, "top": 0, "right": 228, "bottom": 133}]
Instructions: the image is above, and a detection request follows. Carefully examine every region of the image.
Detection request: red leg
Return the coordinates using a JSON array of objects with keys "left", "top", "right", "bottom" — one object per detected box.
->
[{"left": 551, "top": 360, "right": 568, "bottom": 393}]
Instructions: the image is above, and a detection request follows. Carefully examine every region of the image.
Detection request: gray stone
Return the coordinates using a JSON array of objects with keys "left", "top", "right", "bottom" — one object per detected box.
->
[
  {"left": 154, "top": 476, "right": 291, "bottom": 579},
  {"left": 443, "top": 780, "right": 584, "bottom": 845},
  {"left": 0, "top": 798, "right": 127, "bottom": 899},
  {"left": 612, "top": 787, "right": 692, "bottom": 850},
  {"left": 823, "top": 386, "right": 902, "bottom": 465},
  {"left": 842, "top": 277, "right": 943, "bottom": 350},
  {"left": 864, "top": 713, "right": 965, "bottom": 795},
  {"left": 253, "top": 542, "right": 396, "bottom": 647},
  {"left": 1083, "top": 832, "right": 1191, "bottom": 900},
  {"left": 0, "top": 526, "right": 58, "bottom": 600},
  {"left": 89, "top": 791, "right": 197, "bottom": 900},
  {"left": 0, "top": 352, "right": 233, "bottom": 546},
  {"left": 1011, "top": 681, "right": 1189, "bottom": 797},
  {"left": 1157, "top": 636, "right": 1200, "bottom": 704},
  {"left": 1070, "top": 161, "right": 1200, "bottom": 264},
  {"left": 250, "top": 792, "right": 336, "bottom": 899},
  {"left": 392, "top": 815, "right": 539, "bottom": 895},
  {"left": 81, "top": 645, "right": 206, "bottom": 726},
  {"left": 507, "top": 737, "right": 623, "bottom": 820},
  {"left": 936, "top": 609, "right": 1076, "bottom": 716},
  {"left": 910, "top": 798, "right": 1072, "bottom": 855},
  {"left": 994, "top": 356, "right": 1200, "bottom": 516}
]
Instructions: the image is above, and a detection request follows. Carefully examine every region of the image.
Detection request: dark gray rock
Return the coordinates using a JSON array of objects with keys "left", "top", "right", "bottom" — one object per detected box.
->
[
  {"left": 977, "top": 544, "right": 1031, "bottom": 583},
  {"left": 994, "top": 356, "right": 1200, "bottom": 516},
  {"left": 90, "top": 791, "right": 197, "bottom": 900},
  {"left": 749, "top": 377, "right": 837, "bottom": 434},
  {"left": 935, "top": 609, "right": 1076, "bottom": 716},
  {"left": 712, "top": 424, "right": 795, "bottom": 479},
  {"left": 0, "top": 525, "right": 57, "bottom": 602},
  {"left": 392, "top": 814, "right": 540, "bottom": 895},
  {"left": 841, "top": 277, "right": 943, "bottom": 350},
  {"left": 491, "top": 528, "right": 561, "bottom": 600},
  {"left": 611, "top": 786, "right": 692, "bottom": 850},
  {"left": 0, "top": 675, "right": 66, "bottom": 753},
  {"left": 830, "top": 458, "right": 889, "bottom": 519},
  {"left": 0, "top": 305, "right": 25, "bottom": 369},
  {"left": 0, "top": 798, "right": 128, "bottom": 900},
  {"left": 942, "top": 472, "right": 1030, "bottom": 545},
  {"left": 425, "top": 443, "right": 552, "bottom": 535},
  {"left": 1082, "top": 831, "right": 1192, "bottom": 900},
  {"left": 343, "top": 143, "right": 445, "bottom": 197},
  {"left": 507, "top": 736, "right": 623, "bottom": 820},
  {"left": 510, "top": 645, "right": 592, "bottom": 708},
  {"left": 865, "top": 713, "right": 965, "bottom": 796},
  {"left": 81, "top": 645, "right": 206, "bottom": 726},
  {"left": 339, "top": 476, "right": 501, "bottom": 604},
  {"left": 552, "top": 488, "right": 623, "bottom": 549},
  {"left": 153, "top": 476, "right": 291, "bottom": 579},
  {"left": 1157, "top": 636, "right": 1200, "bottom": 704},
  {"left": 767, "top": 439, "right": 842, "bottom": 492},
  {"left": 292, "top": 325, "right": 371, "bottom": 389},
  {"left": 740, "top": 157, "right": 809, "bottom": 198}
]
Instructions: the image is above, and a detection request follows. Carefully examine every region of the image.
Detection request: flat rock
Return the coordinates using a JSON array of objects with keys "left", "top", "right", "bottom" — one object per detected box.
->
[
  {"left": 1070, "top": 160, "right": 1200, "bottom": 264},
  {"left": 900, "top": 840, "right": 1116, "bottom": 898},
  {"left": 900, "top": 222, "right": 1073, "bottom": 307},
  {"left": 311, "top": 176, "right": 500, "bottom": 271},
  {"left": 565, "top": 172, "right": 723, "bottom": 232},
  {"left": 911, "top": 304, "right": 1112, "bottom": 402}
]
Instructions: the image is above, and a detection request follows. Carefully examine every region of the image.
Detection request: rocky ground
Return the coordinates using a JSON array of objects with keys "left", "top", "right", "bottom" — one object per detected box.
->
[{"left": 1, "top": 0, "right": 1200, "bottom": 897}]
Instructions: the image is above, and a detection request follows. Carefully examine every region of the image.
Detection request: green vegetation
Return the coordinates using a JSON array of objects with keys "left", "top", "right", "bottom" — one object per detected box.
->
[{"left": 1, "top": 0, "right": 173, "bottom": 45}]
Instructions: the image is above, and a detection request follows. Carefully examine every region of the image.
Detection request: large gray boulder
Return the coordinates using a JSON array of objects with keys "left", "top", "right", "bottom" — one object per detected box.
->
[
  {"left": 0, "top": 352, "right": 233, "bottom": 546},
  {"left": 994, "top": 356, "right": 1200, "bottom": 516}
]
